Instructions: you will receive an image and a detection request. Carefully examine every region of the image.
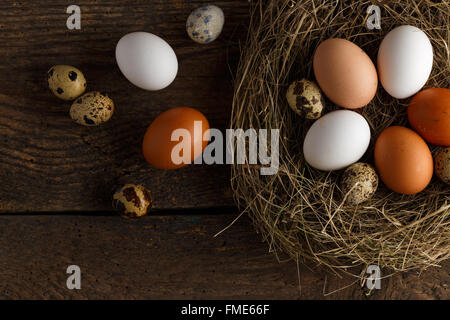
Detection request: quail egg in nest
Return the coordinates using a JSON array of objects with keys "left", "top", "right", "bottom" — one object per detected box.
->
[
  {"left": 286, "top": 79, "right": 324, "bottom": 119},
  {"left": 435, "top": 148, "right": 450, "bottom": 184},
  {"left": 341, "top": 162, "right": 379, "bottom": 205}
]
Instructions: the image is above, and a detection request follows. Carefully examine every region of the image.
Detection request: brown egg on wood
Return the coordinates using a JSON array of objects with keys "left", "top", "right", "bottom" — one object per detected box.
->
[
  {"left": 142, "top": 107, "right": 210, "bottom": 170},
  {"left": 113, "top": 184, "right": 152, "bottom": 219}
]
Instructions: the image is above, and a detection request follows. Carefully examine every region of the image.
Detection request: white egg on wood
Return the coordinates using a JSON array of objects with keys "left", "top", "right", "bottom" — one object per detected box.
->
[
  {"left": 186, "top": 5, "right": 224, "bottom": 44},
  {"left": 303, "top": 110, "right": 371, "bottom": 171},
  {"left": 115, "top": 32, "right": 178, "bottom": 91},
  {"left": 377, "top": 25, "right": 433, "bottom": 99}
]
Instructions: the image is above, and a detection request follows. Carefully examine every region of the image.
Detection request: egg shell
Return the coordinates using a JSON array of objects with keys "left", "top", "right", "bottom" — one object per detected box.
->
[
  {"left": 341, "top": 163, "right": 378, "bottom": 205},
  {"left": 377, "top": 25, "right": 433, "bottom": 99},
  {"left": 142, "top": 107, "right": 210, "bottom": 170},
  {"left": 408, "top": 88, "right": 450, "bottom": 146},
  {"left": 286, "top": 79, "right": 324, "bottom": 119},
  {"left": 116, "top": 32, "right": 178, "bottom": 91},
  {"left": 186, "top": 5, "right": 224, "bottom": 44},
  {"left": 48, "top": 65, "right": 86, "bottom": 101},
  {"left": 374, "top": 126, "right": 433, "bottom": 195},
  {"left": 313, "top": 38, "right": 378, "bottom": 109},
  {"left": 113, "top": 184, "right": 152, "bottom": 218},
  {"left": 435, "top": 148, "right": 450, "bottom": 184},
  {"left": 303, "top": 110, "right": 371, "bottom": 171},
  {"left": 70, "top": 92, "right": 114, "bottom": 126}
]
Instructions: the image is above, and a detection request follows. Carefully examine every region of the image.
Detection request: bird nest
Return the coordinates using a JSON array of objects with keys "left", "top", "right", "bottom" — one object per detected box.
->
[{"left": 231, "top": 0, "right": 450, "bottom": 275}]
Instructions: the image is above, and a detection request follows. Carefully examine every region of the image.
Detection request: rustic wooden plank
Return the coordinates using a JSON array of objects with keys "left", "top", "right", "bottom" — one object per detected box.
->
[
  {"left": 0, "top": 214, "right": 448, "bottom": 299},
  {"left": 0, "top": 0, "right": 249, "bottom": 212}
]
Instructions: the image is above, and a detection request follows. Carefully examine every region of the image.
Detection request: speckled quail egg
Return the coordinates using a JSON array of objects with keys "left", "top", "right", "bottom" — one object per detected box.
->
[
  {"left": 186, "top": 5, "right": 224, "bottom": 44},
  {"left": 341, "top": 162, "right": 378, "bottom": 205},
  {"left": 70, "top": 92, "right": 114, "bottom": 126},
  {"left": 113, "top": 184, "right": 152, "bottom": 219},
  {"left": 286, "top": 79, "right": 324, "bottom": 119},
  {"left": 435, "top": 148, "right": 450, "bottom": 184},
  {"left": 47, "top": 65, "right": 86, "bottom": 100}
]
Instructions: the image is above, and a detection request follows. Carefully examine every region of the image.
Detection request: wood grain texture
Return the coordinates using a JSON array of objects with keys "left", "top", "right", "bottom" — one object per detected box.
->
[
  {"left": 0, "top": 0, "right": 248, "bottom": 212},
  {"left": 0, "top": 214, "right": 448, "bottom": 300}
]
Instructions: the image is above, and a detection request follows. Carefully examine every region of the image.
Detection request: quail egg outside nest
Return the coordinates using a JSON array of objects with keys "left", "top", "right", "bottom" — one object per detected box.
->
[
  {"left": 70, "top": 92, "right": 114, "bottom": 126},
  {"left": 186, "top": 5, "right": 224, "bottom": 44},
  {"left": 113, "top": 184, "right": 152, "bottom": 219},
  {"left": 48, "top": 65, "right": 87, "bottom": 101}
]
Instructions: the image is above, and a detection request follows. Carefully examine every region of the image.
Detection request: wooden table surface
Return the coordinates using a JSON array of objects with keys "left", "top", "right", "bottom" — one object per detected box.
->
[{"left": 0, "top": 0, "right": 448, "bottom": 300}]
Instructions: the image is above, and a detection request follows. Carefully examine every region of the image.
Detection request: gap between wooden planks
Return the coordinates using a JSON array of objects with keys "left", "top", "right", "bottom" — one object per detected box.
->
[
  {"left": 0, "top": 0, "right": 249, "bottom": 213},
  {"left": 0, "top": 213, "right": 448, "bottom": 299}
]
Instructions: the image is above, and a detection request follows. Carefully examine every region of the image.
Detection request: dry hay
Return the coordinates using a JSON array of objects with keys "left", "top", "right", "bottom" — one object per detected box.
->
[{"left": 231, "top": 0, "right": 450, "bottom": 276}]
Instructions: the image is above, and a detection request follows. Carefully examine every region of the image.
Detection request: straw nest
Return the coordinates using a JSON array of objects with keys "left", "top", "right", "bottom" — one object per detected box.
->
[{"left": 231, "top": 0, "right": 450, "bottom": 275}]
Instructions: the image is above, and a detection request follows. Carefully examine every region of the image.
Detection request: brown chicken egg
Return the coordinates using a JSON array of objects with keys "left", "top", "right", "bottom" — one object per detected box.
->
[
  {"left": 142, "top": 107, "right": 210, "bottom": 170},
  {"left": 408, "top": 88, "right": 450, "bottom": 146},
  {"left": 374, "top": 126, "right": 433, "bottom": 195},
  {"left": 313, "top": 38, "right": 378, "bottom": 109}
]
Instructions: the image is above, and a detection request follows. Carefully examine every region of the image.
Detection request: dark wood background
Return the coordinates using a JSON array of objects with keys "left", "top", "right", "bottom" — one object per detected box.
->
[{"left": 0, "top": 0, "right": 448, "bottom": 300}]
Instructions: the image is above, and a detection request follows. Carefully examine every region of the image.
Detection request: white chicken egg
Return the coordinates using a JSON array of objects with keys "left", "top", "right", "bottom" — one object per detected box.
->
[
  {"left": 115, "top": 32, "right": 178, "bottom": 91},
  {"left": 303, "top": 110, "right": 371, "bottom": 171},
  {"left": 377, "top": 25, "right": 433, "bottom": 99}
]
